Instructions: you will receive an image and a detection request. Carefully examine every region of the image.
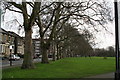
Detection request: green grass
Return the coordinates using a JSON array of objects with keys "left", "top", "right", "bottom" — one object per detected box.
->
[{"left": 2, "top": 57, "right": 115, "bottom": 78}]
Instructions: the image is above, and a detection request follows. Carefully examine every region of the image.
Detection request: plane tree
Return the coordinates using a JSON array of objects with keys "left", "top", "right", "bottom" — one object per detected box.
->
[
  {"left": 35, "top": 0, "right": 111, "bottom": 63},
  {"left": 3, "top": 1, "right": 41, "bottom": 69},
  {"left": 55, "top": 23, "right": 93, "bottom": 58}
]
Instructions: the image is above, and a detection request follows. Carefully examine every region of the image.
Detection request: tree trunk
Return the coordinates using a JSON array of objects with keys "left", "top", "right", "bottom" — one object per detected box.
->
[
  {"left": 56, "top": 44, "right": 59, "bottom": 60},
  {"left": 59, "top": 52, "right": 62, "bottom": 59},
  {"left": 14, "top": 37, "right": 18, "bottom": 54},
  {"left": 59, "top": 49, "right": 63, "bottom": 59},
  {"left": 41, "top": 48, "right": 49, "bottom": 63},
  {"left": 52, "top": 42, "right": 56, "bottom": 61},
  {"left": 21, "top": 29, "right": 35, "bottom": 69},
  {"left": 52, "top": 52, "right": 56, "bottom": 61},
  {"left": 41, "top": 47, "right": 49, "bottom": 63},
  {"left": 63, "top": 49, "right": 67, "bottom": 58},
  {"left": 41, "top": 38, "right": 49, "bottom": 63}
]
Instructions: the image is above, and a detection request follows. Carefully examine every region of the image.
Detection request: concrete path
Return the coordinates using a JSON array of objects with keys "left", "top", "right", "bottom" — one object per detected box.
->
[{"left": 86, "top": 72, "right": 114, "bottom": 79}]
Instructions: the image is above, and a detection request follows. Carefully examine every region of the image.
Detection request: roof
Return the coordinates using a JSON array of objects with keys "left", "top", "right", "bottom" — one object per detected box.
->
[
  {"left": 7, "top": 31, "right": 20, "bottom": 37},
  {"left": 0, "top": 28, "right": 8, "bottom": 34},
  {"left": 0, "top": 28, "right": 21, "bottom": 38}
]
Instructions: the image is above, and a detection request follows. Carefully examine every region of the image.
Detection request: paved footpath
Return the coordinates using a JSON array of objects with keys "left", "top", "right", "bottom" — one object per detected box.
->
[{"left": 87, "top": 72, "right": 114, "bottom": 78}]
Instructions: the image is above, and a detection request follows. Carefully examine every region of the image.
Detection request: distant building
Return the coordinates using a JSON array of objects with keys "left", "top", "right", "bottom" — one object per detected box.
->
[
  {"left": 0, "top": 28, "right": 12, "bottom": 57},
  {"left": 32, "top": 39, "right": 41, "bottom": 58},
  {"left": 8, "top": 31, "right": 24, "bottom": 55},
  {"left": 0, "top": 28, "right": 24, "bottom": 57},
  {"left": 32, "top": 39, "right": 52, "bottom": 58},
  {"left": 0, "top": 28, "right": 55, "bottom": 58}
]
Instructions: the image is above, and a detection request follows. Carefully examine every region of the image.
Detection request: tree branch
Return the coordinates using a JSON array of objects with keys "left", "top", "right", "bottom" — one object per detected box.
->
[
  {"left": 8, "top": 2, "right": 23, "bottom": 11},
  {"left": 26, "top": 2, "right": 34, "bottom": 8},
  {"left": 7, "top": 8, "right": 23, "bottom": 13},
  {"left": 42, "top": 8, "right": 56, "bottom": 35},
  {"left": 38, "top": 2, "right": 55, "bottom": 15}
]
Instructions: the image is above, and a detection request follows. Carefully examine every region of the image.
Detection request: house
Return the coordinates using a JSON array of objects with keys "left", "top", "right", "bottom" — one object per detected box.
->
[
  {"left": 17, "top": 37, "right": 24, "bottom": 55},
  {"left": 0, "top": 28, "right": 12, "bottom": 57},
  {"left": 0, "top": 27, "right": 54, "bottom": 58},
  {"left": 8, "top": 31, "right": 24, "bottom": 55},
  {"left": 0, "top": 28, "right": 24, "bottom": 57}
]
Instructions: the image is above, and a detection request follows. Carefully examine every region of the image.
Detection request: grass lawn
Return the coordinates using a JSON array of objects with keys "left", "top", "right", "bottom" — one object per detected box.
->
[{"left": 2, "top": 57, "right": 115, "bottom": 78}]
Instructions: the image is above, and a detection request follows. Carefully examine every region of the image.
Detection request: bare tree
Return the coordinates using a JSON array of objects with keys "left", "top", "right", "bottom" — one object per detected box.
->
[
  {"left": 56, "top": 23, "right": 93, "bottom": 58},
  {"left": 35, "top": 2, "right": 66, "bottom": 63},
  {"left": 4, "top": 1, "right": 41, "bottom": 69},
  {"left": 35, "top": 0, "right": 111, "bottom": 63}
]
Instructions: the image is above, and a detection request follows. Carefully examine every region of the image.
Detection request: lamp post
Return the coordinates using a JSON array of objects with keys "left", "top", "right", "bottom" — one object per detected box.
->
[
  {"left": 114, "top": 0, "right": 120, "bottom": 79},
  {"left": 9, "top": 45, "right": 12, "bottom": 66}
]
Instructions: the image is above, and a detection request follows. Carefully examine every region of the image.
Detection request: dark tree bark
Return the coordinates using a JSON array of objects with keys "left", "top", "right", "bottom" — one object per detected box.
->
[
  {"left": 52, "top": 42, "right": 56, "bottom": 61},
  {"left": 41, "top": 37, "right": 49, "bottom": 63},
  {"left": 41, "top": 47, "right": 49, "bottom": 63},
  {"left": 56, "top": 44, "right": 59, "bottom": 60},
  {"left": 14, "top": 37, "right": 18, "bottom": 54},
  {"left": 21, "top": 29, "right": 35, "bottom": 69}
]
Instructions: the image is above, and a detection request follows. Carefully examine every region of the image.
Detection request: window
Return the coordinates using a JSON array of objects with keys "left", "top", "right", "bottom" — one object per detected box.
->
[
  {"left": 35, "top": 47, "right": 40, "bottom": 49},
  {"left": 5, "top": 35, "right": 7, "bottom": 42},
  {"left": 2, "top": 45, "right": 4, "bottom": 53},
  {"left": 6, "top": 35, "right": 8, "bottom": 42},
  {"left": 0, "top": 44, "right": 2, "bottom": 53},
  {"left": 0, "top": 44, "right": 5, "bottom": 53},
  {"left": 35, "top": 50, "right": 40, "bottom": 52},
  {"left": 35, "top": 41, "right": 40, "bottom": 44},
  {"left": 2, "top": 34, "right": 5, "bottom": 42},
  {"left": 8, "top": 36, "right": 10, "bottom": 42},
  {"left": 11, "top": 37, "right": 14, "bottom": 43},
  {"left": 0, "top": 33, "right": 2, "bottom": 42},
  {"left": 35, "top": 44, "right": 40, "bottom": 46}
]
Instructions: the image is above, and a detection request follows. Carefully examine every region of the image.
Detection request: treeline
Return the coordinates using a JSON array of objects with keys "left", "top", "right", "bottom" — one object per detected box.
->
[
  {"left": 3, "top": 1, "right": 111, "bottom": 69},
  {"left": 50, "top": 23, "right": 93, "bottom": 61},
  {"left": 94, "top": 46, "right": 115, "bottom": 57}
]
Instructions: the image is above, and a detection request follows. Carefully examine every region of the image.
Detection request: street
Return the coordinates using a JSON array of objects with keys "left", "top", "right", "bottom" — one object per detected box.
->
[{"left": 1, "top": 58, "right": 43, "bottom": 68}]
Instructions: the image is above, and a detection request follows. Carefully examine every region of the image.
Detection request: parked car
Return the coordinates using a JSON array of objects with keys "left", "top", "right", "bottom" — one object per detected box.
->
[
  {"left": 39, "top": 55, "right": 42, "bottom": 58},
  {"left": 0, "top": 54, "right": 3, "bottom": 60},
  {"left": 0, "top": 54, "right": 8, "bottom": 60},
  {"left": 9, "top": 54, "right": 20, "bottom": 61},
  {"left": 48, "top": 54, "right": 52, "bottom": 58},
  {"left": 17, "top": 53, "right": 24, "bottom": 58}
]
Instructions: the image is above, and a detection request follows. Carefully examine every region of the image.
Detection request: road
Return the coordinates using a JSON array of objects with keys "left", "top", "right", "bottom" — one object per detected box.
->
[{"left": 1, "top": 58, "right": 48, "bottom": 68}]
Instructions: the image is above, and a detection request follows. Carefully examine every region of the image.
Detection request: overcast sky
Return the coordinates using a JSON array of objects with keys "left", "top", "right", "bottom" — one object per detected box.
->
[{"left": 1, "top": 0, "right": 116, "bottom": 49}]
